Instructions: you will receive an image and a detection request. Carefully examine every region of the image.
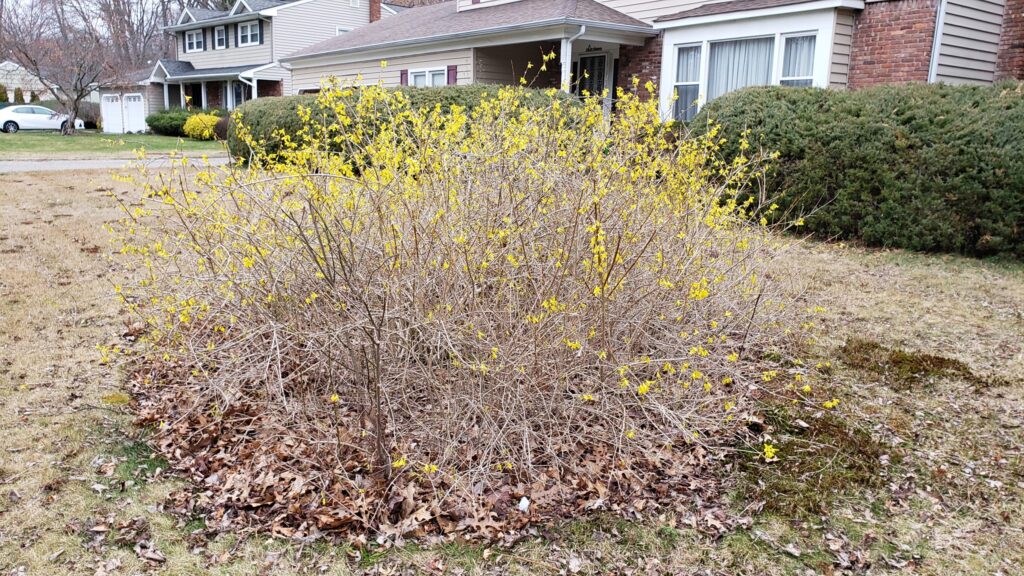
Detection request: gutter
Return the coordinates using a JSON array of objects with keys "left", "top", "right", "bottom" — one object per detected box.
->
[
  {"left": 280, "top": 17, "right": 657, "bottom": 64},
  {"left": 163, "top": 13, "right": 270, "bottom": 33},
  {"left": 928, "top": 0, "right": 948, "bottom": 83}
]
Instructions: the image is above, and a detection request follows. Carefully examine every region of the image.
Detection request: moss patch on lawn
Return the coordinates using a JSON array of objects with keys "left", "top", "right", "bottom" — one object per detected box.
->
[
  {"left": 838, "top": 337, "right": 1006, "bottom": 390},
  {"left": 740, "top": 407, "right": 896, "bottom": 517}
]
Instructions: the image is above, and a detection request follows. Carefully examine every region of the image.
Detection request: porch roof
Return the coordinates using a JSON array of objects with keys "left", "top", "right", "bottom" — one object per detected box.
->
[
  {"left": 153, "top": 61, "right": 274, "bottom": 82},
  {"left": 283, "top": 0, "right": 655, "bottom": 62}
]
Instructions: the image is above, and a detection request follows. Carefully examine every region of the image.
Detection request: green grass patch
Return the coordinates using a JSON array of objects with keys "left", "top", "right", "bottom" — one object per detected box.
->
[
  {"left": 0, "top": 130, "right": 224, "bottom": 157},
  {"left": 113, "top": 440, "right": 169, "bottom": 485}
]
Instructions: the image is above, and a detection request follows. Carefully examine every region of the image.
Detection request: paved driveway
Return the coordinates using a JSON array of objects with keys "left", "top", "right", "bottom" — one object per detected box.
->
[{"left": 0, "top": 156, "right": 230, "bottom": 173}]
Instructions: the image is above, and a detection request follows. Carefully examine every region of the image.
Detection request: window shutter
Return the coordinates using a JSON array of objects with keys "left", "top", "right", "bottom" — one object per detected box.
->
[
  {"left": 258, "top": 20, "right": 264, "bottom": 45},
  {"left": 180, "top": 32, "right": 185, "bottom": 54},
  {"left": 447, "top": 65, "right": 457, "bottom": 86},
  {"left": 235, "top": 24, "right": 240, "bottom": 47},
  {"left": 399, "top": 69, "right": 408, "bottom": 86},
  {"left": 202, "top": 28, "right": 208, "bottom": 51}
]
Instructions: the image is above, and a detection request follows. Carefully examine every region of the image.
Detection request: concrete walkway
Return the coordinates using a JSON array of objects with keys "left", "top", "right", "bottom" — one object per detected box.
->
[{"left": 0, "top": 156, "right": 230, "bottom": 173}]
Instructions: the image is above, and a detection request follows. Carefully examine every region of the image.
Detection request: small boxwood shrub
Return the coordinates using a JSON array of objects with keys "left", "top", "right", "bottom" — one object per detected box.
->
[
  {"left": 13, "top": 87, "right": 24, "bottom": 104},
  {"left": 147, "top": 108, "right": 223, "bottom": 137},
  {"left": 146, "top": 109, "right": 194, "bottom": 136},
  {"left": 228, "top": 84, "right": 568, "bottom": 158},
  {"left": 693, "top": 83, "right": 1024, "bottom": 257},
  {"left": 183, "top": 113, "right": 220, "bottom": 140}
]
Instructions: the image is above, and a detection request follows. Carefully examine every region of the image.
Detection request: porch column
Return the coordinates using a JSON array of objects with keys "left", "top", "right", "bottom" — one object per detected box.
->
[
  {"left": 201, "top": 81, "right": 208, "bottom": 109},
  {"left": 560, "top": 38, "right": 574, "bottom": 92},
  {"left": 162, "top": 82, "right": 169, "bottom": 110},
  {"left": 227, "top": 80, "right": 233, "bottom": 110},
  {"left": 180, "top": 84, "right": 187, "bottom": 109},
  {"left": 252, "top": 79, "right": 258, "bottom": 100}
]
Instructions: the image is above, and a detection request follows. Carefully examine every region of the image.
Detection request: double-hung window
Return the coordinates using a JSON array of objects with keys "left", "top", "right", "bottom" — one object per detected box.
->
[
  {"left": 674, "top": 44, "right": 701, "bottom": 122},
  {"left": 410, "top": 68, "right": 447, "bottom": 87},
  {"left": 707, "top": 36, "right": 774, "bottom": 100},
  {"left": 238, "top": 21, "right": 260, "bottom": 46},
  {"left": 780, "top": 34, "right": 816, "bottom": 86},
  {"left": 214, "top": 26, "right": 227, "bottom": 49},
  {"left": 185, "top": 29, "right": 204, "bottom": 53}
]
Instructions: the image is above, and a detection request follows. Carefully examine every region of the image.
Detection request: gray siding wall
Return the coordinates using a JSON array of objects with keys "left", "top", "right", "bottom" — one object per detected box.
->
[
  {"left": 831, "top": 9, "right": 855, "bottom": 88},
  {"left": 175, "top": 19, "right": 275, "bottom": 68},
  {"left": 273, "top": 0, "right": 370, "bottom": 61},
  {"left": 290, "top": 49, "right": 474, "bottom": 92},
  {"left": 933, "top": 0, "right": 1007, "bottom": 84}
]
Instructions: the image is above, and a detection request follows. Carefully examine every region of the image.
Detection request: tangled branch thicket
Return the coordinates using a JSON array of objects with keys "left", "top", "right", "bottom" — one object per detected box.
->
[{"left": 111, "top": 82, "right": 823, "bottom": 539}]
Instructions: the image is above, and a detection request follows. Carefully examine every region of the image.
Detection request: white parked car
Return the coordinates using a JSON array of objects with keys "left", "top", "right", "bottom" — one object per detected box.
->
[{"left": 0, "top": 105, "right": 86, "bottom": 133}]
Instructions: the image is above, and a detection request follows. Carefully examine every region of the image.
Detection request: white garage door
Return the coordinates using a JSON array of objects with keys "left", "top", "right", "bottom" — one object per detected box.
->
[
  {"left": 123, "top": 94, "right": 146, "bottom": 133},
  {"left": 101, "top": 94, "right": 123, "bottom": 134}
]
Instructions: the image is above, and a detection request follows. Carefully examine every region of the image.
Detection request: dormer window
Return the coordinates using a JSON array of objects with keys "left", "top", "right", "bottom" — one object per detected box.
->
[
  {"left": 185, "top": 29, "right": 204, "bottom": 53},
  {"left": 238, "top": 21, "right": 260, "bottom": 47},
  {"left": 214, "top": 26, "right": 227, "bottom": 49}
]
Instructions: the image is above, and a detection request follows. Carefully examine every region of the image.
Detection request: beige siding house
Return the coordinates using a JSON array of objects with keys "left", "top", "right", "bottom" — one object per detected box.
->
[
  {"left": 282, "top": 0, "right": 657, "bottom": 105},
  {"left": 282, "top": 0, "right": 1024, "bottom": 124}
]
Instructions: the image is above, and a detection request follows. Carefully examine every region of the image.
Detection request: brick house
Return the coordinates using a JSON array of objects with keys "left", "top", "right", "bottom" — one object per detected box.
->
[{"left": 283, "top": 0, "right": 1024, "bottom": 120}]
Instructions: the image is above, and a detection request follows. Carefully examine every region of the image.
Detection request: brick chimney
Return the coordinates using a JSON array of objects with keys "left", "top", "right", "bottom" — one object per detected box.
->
[{"left": 370, "top": 0, "right": 382, "bottom": 22}]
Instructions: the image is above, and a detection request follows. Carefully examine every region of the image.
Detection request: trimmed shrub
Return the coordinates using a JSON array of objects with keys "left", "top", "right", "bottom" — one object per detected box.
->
[
  {"left": 228, "top": 84, "right": 569, "bottom": 158},
  {"left": 694, "top": 83, "right": 1024, "bottom": 257},
  {"left": 183, "top": 113, "right": 220, "bottom": 140},
  {"left": 146, "top": 108, "right": 222, "bottom": 137},
  {"left": 29, "top": 92, "right": 40, "bottom": 103},
  {"left": 13, "top": 87, "right": 24, "bottom": 104},
  {"left": 146, "top": 109, "right": 193, "bottom": 136},
  {"left": 0, "top": 84, "right": 7, "bottom": 102}
]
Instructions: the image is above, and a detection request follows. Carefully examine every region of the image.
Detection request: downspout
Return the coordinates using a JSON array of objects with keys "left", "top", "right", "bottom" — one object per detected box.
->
[
  {"left": 560, "top": 25, "right": 586, "bottom": 92},
  {"left": 928, "top": 0, "right": 948, "bottom": 83},
  {"left": 238, "top": 74, "right": 255, "bottom": 102}
]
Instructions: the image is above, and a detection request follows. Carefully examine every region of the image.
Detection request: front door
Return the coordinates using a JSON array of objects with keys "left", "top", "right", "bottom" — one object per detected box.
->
[{"left": 577, "top": 54, "right": 607, "bottom": 97}]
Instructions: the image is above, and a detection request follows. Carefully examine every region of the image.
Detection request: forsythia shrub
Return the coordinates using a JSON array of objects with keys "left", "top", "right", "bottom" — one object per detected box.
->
[
  {"left": 183, "top": 112, "right": 220, "bottom": 140},
  {"left": 111, "top": 81, "right": 822, "bottom": 537},
  {"left": 696, "top": 83, "right": 1024, "bottom": 257}
]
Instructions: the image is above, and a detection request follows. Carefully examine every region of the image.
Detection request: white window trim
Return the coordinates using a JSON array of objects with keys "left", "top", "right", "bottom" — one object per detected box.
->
[
  {"left": 408, "top": 67, "right": 448, "bottom": 87},
  {"left": 237, "top": 20, "right": 260, "bottom": 47},
  {"left": 214, "top": 26, "right": 227, "bottom": 50},
  {"left": 673, "top": 43, "right": 702, "bottom": 121},
  {"left": 350, "top": 0, "right": 360, "bottom": 6},
  {"left": 184, "top": 29, "right": 204, "bottom": 53},
  {"left": 779, "top": 32, "right": 817, "bottom": 86},
  {"left": 667, "top": 30, "right": 819, "bottom": 119}
]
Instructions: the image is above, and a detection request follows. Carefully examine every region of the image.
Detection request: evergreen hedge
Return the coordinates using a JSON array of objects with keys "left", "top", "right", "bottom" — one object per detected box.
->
[
  {"left": 693, "top": 83, "right": 1024, "bottom": 257},
  {"left": 226, "top": 84, "right": 568, "bottom": 157}
]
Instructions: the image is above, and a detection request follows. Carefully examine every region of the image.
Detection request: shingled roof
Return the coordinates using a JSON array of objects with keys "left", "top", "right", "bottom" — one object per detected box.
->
[
  {"left": 285, "top": 0, "right": 653, "bottom": 61},
  {"left": 654, "top": 0, "right": 821, "bottom": 22}
]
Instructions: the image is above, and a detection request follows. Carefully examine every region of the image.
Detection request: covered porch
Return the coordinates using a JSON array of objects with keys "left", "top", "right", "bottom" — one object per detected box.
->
[
  {"left": 150, "top": 61, "right": 285, "bottom": 111},
  {"left": 469, "top": 24, "right": 655, "bottom": 110}
]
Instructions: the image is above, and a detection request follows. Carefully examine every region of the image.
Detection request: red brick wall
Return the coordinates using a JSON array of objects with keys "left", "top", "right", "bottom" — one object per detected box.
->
[
  {"left": 616, "top": 33, "right": 662, "bottom": 99},
  {"left": 848, "top": 0, "right": 938, "bottom": 89},
  {"left": 997, "top": 0, "right": 1024, "bottom": 79}
]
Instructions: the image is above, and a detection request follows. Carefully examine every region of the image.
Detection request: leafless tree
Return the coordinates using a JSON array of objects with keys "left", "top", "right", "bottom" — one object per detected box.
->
[{"left": 1, "top": 0, "right": 130, "bottom": 134}]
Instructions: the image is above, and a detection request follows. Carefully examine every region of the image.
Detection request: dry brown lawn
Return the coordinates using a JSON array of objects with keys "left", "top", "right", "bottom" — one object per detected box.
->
[{"left": 1, "top": 170, "right": 1021, "bottom": 575}]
